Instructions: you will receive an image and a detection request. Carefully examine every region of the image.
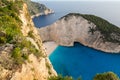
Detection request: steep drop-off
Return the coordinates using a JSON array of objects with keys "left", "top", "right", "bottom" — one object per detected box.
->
[
  {"left": 24, "top": 0, "right": 54, "bottom": 18},
  {"left": 0, "top": 0, "right": 56, "bottom": 80},
  {"left": 38, "top": 13, "right": 120, "bottom": 53}
]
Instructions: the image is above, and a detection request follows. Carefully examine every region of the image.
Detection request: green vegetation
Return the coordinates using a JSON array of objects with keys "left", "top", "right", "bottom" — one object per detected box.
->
[
  {"left": 88, "top": 26, "right": 96, "bottom": 35},
  {"left": 48, "top": 75, "right": 73, "bottom": 80},
  {"left": 0, "top": 0, "right": 24, "bottom": 65},
  {"left": 12, "top": 47, "right": 24, "bottom": 64},
  {"left": 0, "top": 0, "right": 42, "bottom": 66},
  {"left": 93, "top": 72, "right": 119, "bottom": 80},
  {"left": 49, "top": 72, "right": 119, "bottom": 80},
  {"left": 0, "top": 0, "right": 23, "bottom": 44},
  {"left": 45, "top": 60, "right": 52, "bottom": 75},
  {"left": 0, "top": 37, "right": 6, "bottom": 43},
  {"left": 28, "top": 30, "right": 34, "bottom": 38},
  {"left": 80, "top": 14, "right": 120, "bottom": 43},
  {"left": 61, "top": 13, "right": 120, "bottom": 43},
  {"left": 46, "top": 61, "right": 51, "bottom": 69},
  {"left": 24, "top": 0, "right": 49, "bottom": 15},
  {"left": 11, "top": 37, "right": 40, "bottom": 64}
]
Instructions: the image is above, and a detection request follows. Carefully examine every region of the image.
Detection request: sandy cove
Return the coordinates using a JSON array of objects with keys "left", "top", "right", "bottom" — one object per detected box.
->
[{"left": 43, "top": 41, "right": 58, "bottom": 56}]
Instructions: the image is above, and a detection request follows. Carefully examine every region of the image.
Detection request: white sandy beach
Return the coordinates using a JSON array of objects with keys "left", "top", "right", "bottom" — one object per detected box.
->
[{"left": 43, "top": 41, "right": 58, "bottom": 56}]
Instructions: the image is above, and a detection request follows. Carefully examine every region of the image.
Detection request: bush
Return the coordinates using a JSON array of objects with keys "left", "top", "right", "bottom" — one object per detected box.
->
[
  {"left": 22, "top": 54, "right": 28, "bottom": 60},
  {"left": 93, "top": 72, "right": 119, "bottom": 80},
  {"left": 11, "top": 47, "right": 24, "bottom": 64},
  {"left": 48, "top": 75, "right": 73, "bottom": 80},
  {"left": 28, "top": 30, "right": 34, "bottom": 38},
  {"left": 0, "top": 37, "right": 6, "bottom": 44},
  {"left": 12, "top": 47, "right": 21, "bottom": 59},
  {"left": 11, "top": 46, "right": 29, "bottom": 65},
  {"left": 46, "top": 61, "right": 51, "bottom": 69}
]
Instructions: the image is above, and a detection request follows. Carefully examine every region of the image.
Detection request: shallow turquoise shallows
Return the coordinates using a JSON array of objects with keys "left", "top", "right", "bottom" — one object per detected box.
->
[{"left": 49, "top": 42, "right": 120, "bottom": 80}]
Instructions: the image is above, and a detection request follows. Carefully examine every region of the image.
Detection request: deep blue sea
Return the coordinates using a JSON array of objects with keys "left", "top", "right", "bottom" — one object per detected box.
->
[{"left": 32, "top": 1, "right": 120, "bottom": 80}]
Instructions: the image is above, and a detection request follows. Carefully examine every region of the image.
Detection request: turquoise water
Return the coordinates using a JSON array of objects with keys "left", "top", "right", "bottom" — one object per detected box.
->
[{"left": 49, "top": 43, "right": 120, "bottom": 80}]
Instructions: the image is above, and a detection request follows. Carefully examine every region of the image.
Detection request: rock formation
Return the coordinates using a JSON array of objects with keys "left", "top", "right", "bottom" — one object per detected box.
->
[
  {"left": 0, "top": 0, "right": 56, "bottom": 80},
  {"left": 24, "top": 0, "right": 54, "bottom": 18},
  {"left": 38, "top": 13, "right": 120, "bottom": 53}
]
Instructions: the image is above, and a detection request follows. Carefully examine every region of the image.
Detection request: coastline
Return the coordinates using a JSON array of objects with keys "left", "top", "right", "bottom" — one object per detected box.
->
[
  {"left": 43, "top": 41, "right": 58, "bottom": 56},
  {"left": 31, "top": 9, "right": 54, "bottom": 19},
  {"left": 31, "top": 13, "right": 42, "bottom": 19}
]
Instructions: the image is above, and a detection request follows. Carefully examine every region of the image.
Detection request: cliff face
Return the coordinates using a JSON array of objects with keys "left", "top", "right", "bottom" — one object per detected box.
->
[
  {"left": 38, "top": 13, "right": 120, "bottom": 53},
  {"left": 0, "top": 1, "right": 56, "bottom": 80},
  {"left": 25, "top": 0, "right": 54, "bottom": 18}
]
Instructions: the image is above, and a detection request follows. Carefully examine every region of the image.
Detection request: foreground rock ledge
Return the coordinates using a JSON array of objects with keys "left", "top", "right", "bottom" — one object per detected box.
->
[{"left": 38, "top": 14, "right": 120, "bottom": 53}]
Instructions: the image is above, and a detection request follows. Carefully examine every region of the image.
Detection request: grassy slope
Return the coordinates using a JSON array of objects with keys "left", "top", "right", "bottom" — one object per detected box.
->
[{"left": 0, "top": 0, "right": 42, "bottom": 66}]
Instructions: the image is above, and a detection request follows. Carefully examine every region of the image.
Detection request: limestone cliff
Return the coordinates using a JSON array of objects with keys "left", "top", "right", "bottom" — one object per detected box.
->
[
  {"left": 0, "top": 0, "right": 56, "bottom": 80},
  {"left": 24, "top": 0, "right": 54, "bottom": 18},
  {"left": 38, "top": 13, "right": 120, "bottom": 53}
]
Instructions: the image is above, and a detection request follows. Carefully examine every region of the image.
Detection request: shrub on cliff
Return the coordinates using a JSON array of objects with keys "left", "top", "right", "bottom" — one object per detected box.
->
[
  {"left": 48, "top": 75, "right": 73, "bottom": 80},
  {"left": 93, "top": 72, "right": 119, "bottom": 80},
  {"left": 11, "top": 47, "right": 23, "bottom": 64}
]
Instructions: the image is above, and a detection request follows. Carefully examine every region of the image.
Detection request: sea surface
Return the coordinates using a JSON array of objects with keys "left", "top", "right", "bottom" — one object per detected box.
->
[
  {"left": 32, "top": 1, "right": 120, "bottom": 27},
  {"left": 49, "top": 43, "right": 120, "bottom": 80},
  {"left": 32, "top": 1, "right": 120, "bottom": 80}
]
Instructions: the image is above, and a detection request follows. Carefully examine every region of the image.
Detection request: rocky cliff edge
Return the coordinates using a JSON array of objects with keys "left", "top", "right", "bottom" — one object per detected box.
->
[
  {"left": 38, "top": 13, "right": 120, "bottom": 53},
  {"left": 0, "top": 1, "right": 57, "bottom": 80}
]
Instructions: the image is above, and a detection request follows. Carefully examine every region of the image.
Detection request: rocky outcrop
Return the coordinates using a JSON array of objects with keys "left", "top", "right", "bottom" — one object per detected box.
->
[
  {"left": 0, "top": 1, "right": 57, "bottom": 80},
  {"left": 10, "top": 54, "right": 56, "bottom": 80},
  {"left": 25, "top": 0, "right": 54, "bottom": 18},
  {"left": 15, "top": 3, "right": 56, "bottom": 80},
  {"left": 31, "top": 9, "right": 54, "bottom": 18},
  {"left": 38, "top": 13, "right": 120, "bottom": 53}
]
